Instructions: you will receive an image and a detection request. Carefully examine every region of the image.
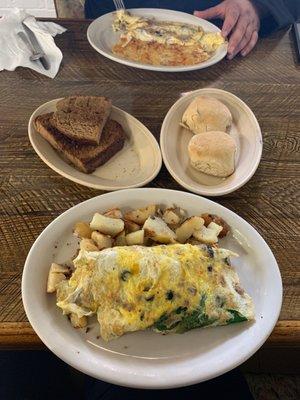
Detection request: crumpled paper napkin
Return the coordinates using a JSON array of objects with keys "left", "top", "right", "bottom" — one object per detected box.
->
[{"left": 0, "top": 8, "right": 66, "bottom": 78}]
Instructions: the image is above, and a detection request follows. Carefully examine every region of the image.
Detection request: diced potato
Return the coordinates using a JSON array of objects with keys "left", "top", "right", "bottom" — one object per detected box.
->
[
  {"left": 163, "top": 208, "right": 181, "bottom": 226},
  {"left": 103, "top": 208, "right": 123, "bottom": 219},
  {"left": 208, "top": 222, "right": 223, "bottom": 236},
  {"left": 143, "top": 216, "right": 176, "bottom": 244},
  {"left": 73, "top": 222, "right": 92, "bottom": 239},
  {"left": 47, "top": 263, "right": 68, "bottom": 293},
  {"left": 91, "top": 231, "right": 112, "bottom": 250},
  {"left": 114, "top": 230, "right": 127, "bottom": 246},
  {"left": 126, "top": 229, "right": 145, "bottom": 245},
  {"left": 201, "top": 213, "right": 213, "bottom": 227},
  {"left": 70, "top": 313, "right": 87, "bottom": 329},
  {"left": 47, "top": 273, "right": 66, "bottom": 293},
  {"left": 193, "top": 222, "right": 223, "bottom": 244},
  {"left": 124, "top": 219, "right": 140, "bottom": 233},
  {"left": 50, "top": 263, "right": 70, "bottom": 274},
  {"left": 79, "top": 238, "right": 99, "bottom": 252},
  {"left": 201, "top": 213, "right": 230, "bottom": 238},
  {"left": 124, "top": 205, "right": 157, "bottom": 225},
  {"left": 90, "top": 213, "right": 124, "bottom": 236},
  {"left": 175, "top": 216, "right": 204, "bottom": 243}
]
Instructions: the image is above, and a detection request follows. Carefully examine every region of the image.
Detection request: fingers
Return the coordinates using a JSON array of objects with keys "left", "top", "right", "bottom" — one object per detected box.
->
[
  {"left": 228, "top": 23, "right": 253, "bottom": 59},
  {"left": 227, "top": 18, "right": 248, "bottom": 58},
  {"left": 194, "top": 1, "right": 259, "bottom": 59},
  {"left": 241, "top": 31, "right": 258, "bottom": 56},
  {"left": 221, "top": 9, "right": 239, "bottom": 38},
  {"left": 194, "top": 5, "right": 224, "bottom": 20}
]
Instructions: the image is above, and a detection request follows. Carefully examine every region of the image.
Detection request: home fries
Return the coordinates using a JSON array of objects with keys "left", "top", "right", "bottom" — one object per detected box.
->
[{"left": 112, "top": 10, "right": 225, "bottom": 67}]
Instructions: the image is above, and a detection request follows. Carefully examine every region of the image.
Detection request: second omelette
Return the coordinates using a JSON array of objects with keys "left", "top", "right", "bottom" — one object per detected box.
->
[
  {"left": 56, "top": 244, "right": 254, "bottom": 341},
  {"left": 112, "top": 10, "right": 225, "bottom": 67}
]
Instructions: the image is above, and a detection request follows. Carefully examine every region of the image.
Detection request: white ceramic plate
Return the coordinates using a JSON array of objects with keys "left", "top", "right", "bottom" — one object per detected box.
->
[
  {"left": 87, "top": 9, "right": 227, "bottom": 72},
  {"left": 160, "top": 88, "right": 263, "bottom": 196},
  {"left": 28, "top": 99, "right": 162, "bottom": 190},
  {"left": 22, "top": 188, "right": 282, "bottom": 389}
]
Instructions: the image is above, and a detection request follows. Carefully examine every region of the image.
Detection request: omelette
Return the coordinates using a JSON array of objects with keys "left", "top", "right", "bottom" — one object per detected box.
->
[
  {"left": 112, "top": 10, "right": 225, "bottom": 67},
  {"left": 56, "top": 244, "right": 254, "bottom": 341}
]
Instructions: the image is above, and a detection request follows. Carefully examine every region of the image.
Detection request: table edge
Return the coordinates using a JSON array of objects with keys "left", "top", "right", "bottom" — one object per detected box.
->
[{"left": 0, "top": 321, "right": 299, "bottom": 350}]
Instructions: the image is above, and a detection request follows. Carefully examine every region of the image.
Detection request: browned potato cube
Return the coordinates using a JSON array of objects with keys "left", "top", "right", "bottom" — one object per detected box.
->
[
  {"left": 124, "top": 205, "right": 157, "bottom": 225},
  {"left": 90, "top": 213, "right": 124, "bottom": 236},
  {"left": 143, "top": 216, "right": 176, "bottom": 244},
  {"left": 91, "top": 231, "right": 112, "bottom": 250},
  {"left": 70, "top": 313, "right": 87, "bottom": 328},
  {"left": 47, "top": 263, "right": 69, "bottom": 293},
  {"left": 124, "top": 219, "right": 140, "bottom": 233},
  {"left": 73, "top": 222, "right": 92, "bottom": 239},
  {"left": 201, "top": 214, "right": 230, "bottom": 238},
  {"left": 126, "top": 230, "right": 145, "bottom": 245},
  {"left": 114, "top": 230, "right": 127, "bottom": 246},
  {"left": 79, "top": 238, "right": 99, "bottom": 252},
  {"left": 175, "top": 216, "right": 204, "bottom": 243},
  {"left": 103, "top": 208, "right": 123, "bottom": 219}
]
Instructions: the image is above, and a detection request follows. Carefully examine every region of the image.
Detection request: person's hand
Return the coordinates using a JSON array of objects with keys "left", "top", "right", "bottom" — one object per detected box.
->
[{"left": 194, "top": 0, "right": 260, "bottom": 59}]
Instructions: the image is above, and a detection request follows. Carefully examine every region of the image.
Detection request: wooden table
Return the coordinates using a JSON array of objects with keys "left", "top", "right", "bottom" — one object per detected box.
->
[{"left": 0, "top": 20, "right": 299, "bottom": 369}]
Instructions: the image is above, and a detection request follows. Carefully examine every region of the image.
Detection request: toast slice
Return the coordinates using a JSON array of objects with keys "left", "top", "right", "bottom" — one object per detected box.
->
[
  {"left": 51, "top": 96, "right": 112, "bottom": 145},
  {"left": 34, "top": 113, "right": 125, "bottom": 174}
]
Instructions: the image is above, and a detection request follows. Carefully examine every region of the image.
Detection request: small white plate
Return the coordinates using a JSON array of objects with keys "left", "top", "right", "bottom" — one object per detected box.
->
[
  {"left": 22, "top": 188, "right": 282, "bottom": 389},
  {"left": 160, "top": 88, "right": 263, "bottom": 196},
  {"left": 87, "top": 8, "right": 227, "bottom": 72},
  {"left": 28, "top": 99, "right": 162, "bottom": 190}
]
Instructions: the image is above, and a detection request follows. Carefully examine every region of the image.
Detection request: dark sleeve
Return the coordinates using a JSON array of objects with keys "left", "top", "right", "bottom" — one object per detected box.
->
[{"left": 252, "top": 0, "right": 299, "bottom": 36}]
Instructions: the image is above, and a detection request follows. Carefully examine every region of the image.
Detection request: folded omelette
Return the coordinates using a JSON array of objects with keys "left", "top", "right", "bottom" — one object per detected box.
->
[
  {"left": 112, "top": 10, "right": 225, "bottom": 67},
  {"left": 56, "top": 244, "right": 254, "bottom": 341}
]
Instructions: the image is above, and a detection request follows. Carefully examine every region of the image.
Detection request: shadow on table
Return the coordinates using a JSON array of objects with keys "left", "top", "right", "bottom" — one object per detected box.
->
[{"left": 0, "top": 350, "right": 253, "bottom": 400}]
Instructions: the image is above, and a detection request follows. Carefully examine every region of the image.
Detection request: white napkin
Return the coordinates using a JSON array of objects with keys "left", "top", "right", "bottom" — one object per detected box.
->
[{"left": 0, "top": 8, "right": 66, "bottom": 78}]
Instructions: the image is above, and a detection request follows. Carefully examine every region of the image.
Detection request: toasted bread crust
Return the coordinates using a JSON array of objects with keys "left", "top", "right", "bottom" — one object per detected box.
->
[
  {"left": 51, "top": 96, "right": 112, "bottom": 145},
  {"left": 34, "top": 113, "right": 125, "bottom": 174}
]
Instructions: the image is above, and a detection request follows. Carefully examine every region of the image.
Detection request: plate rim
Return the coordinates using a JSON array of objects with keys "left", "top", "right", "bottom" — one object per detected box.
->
[
  {"left": 28, "top": 99, "right": 162, "bottom": 190},
  {"left": 160, "top": 88, "right": 263, "bottom": 196},
  {"left": 87, "top": 8, "right": 228, "bottom": 72},
  {"left": 22, "top": 188, "right": 282, "bottom": 389}
]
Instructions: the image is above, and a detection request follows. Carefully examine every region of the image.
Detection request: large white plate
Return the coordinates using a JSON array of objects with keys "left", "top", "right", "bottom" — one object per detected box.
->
[
  {"left": 160, "top": 88, "right": 263, "bottom": 196},
  {"left": 87, "top": 9, "right": 227, "bottom": 72},
  {"left": 22, "top": 188, "right": 282, "bottom": 389},
  {"left": 28, "top": 99, "right": 162, "bottom": 190}
]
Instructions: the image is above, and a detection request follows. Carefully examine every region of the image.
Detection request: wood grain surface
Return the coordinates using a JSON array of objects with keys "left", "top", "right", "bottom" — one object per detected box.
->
[{"left": 0, "top": 21, "right": 299, "bottom": 352}]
